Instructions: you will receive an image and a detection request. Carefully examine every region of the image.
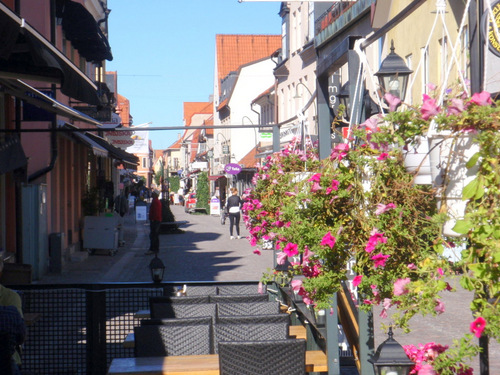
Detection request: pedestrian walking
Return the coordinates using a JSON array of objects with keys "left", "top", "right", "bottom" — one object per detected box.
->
[
  {"left": 226, "top": 188, "right": 242, "bottom": 239},
  {"left": 145, "top": 191, "right": 162, "bottom": 255}
]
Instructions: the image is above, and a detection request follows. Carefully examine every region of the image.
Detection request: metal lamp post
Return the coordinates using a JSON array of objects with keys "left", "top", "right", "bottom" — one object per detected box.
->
[
  {"left": 368, "top": 327, "right": 415, "bottom": 375},
  {"left": 149, "top": 254, "right": 165, "bottom": 283},
  {"left": 375, "top": 40, "right": 413, "bottom": 100}
]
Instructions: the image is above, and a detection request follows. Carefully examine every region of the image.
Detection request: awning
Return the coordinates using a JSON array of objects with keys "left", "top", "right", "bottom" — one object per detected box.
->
[
  {"left": 0, "top": 78, "right": 102, "bottom": 126},
  {"left": 208, "top": 175, "right": 226, "bottom": 181},
  {"left": 84, "top": 132, "right": 139, "bottom": 168},
  {"left": 64, "top": 124, "right": 108, "bottom": 157},
  {"left": 0, "top": 136, "right": 27, "bottom": 175},
  {"left": 59, "top": 1, "right": 113, "bottom": 63},
  {"left": 0, "top": 2, "right": 101, "bottom": 105}
]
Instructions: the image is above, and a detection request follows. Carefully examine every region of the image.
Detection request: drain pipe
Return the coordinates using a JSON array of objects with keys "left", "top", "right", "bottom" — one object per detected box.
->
[{"left": 28, "top": 119, "right": 58, "bottom": 182}]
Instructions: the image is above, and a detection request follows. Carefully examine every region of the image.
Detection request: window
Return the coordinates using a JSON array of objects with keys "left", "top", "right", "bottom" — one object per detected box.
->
[
  {"left": 281, "top": 19, "right": 288, "bottom": 60},
  {"left": 142, "top": 157, "right": 147, "bottom": 168},
  {"left": 308, "top": 4, "right": 314, "bottom": 42}
]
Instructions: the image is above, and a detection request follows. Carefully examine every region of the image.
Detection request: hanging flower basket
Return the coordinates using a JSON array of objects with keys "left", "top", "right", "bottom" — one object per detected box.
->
[
  {"left": 428, "top": 133, "right": 479, "bottom": 237},
  {"left": 403, "top": 135, "right": 432, "bottom": 185}
]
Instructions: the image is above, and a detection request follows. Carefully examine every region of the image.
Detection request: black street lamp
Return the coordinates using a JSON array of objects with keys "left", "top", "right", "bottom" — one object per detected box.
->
[
  {"left": 375, "top": 40, "right": 413, "bottom": 100},
  {"left": 368, "top": 327, "right": 415, "bottom": 375},
  {"left": 149, "top": 254, "right": 165, "bottom": 283}
]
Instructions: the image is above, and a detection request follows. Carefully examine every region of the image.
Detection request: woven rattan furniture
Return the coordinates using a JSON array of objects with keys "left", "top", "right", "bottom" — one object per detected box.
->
[
  {"left": 149, "top": 295, "right": 210, "bottom": 306},
  {"left": 209, "top": 294, "right": 269, "bottom": 303},
  {"left": 216, "top": 301, "right": 280, "bottom": 317},
  {"left": 216, "top": 284, "right": 261, "bottom": 295},
  {"left": 218, "top": 339, "right": 306, "bottom": 375},
  {"left": 163, "top": 285, "right": 218, "bottom": 296},
  {"left": 150, "top": 302, "right": 217, "bottom": 320},
  {"left": 213, "top": 322, "right": 289, "bottom": 353},
  {"left": 134, "top": 319, "right": 212, "bottom": 357},
  {"left": 216, "top": 314, "right": 290, "bottom": 325}
]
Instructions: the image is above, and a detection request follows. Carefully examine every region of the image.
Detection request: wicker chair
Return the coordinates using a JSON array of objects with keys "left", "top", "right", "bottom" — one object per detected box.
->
[
  {"left": 216, "top": 284, "right": 261, "bottom": 295},
  {"left": 134, "top": 319, "right": 212, "bottom": 357},
  {"left": 216, "top": 301, "right": 280, "bottom": 317},
  {"left": 163, "top": 285, "right": 217, "bottom": 296},
  {"left": 150, "top": 302, "right": 217, "bottom": 321},
  {"left": 141, "top": 316, "right": 212, "bottom": 326},
  {"left": 149, "top": 295, "right": 210, "bottom": 307},
  {"left": 218, "top": 339, "right": 306, "bottom": 375},
  {"left": 209, "top": 294, "right": 269, "bottom": 303},
  {"left": 216, "top": 314, "right": 290, "bottom": 325},
  {"left": 213, "top": 322, "right": 289, "bottom": 353}
]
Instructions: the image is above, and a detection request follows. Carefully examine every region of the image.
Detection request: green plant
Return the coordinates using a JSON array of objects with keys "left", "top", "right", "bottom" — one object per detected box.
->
[
  {"left": 195, "top": 171, "right": 210, "bottom": 212},
  {"left": 169, "top": 176, "right": 180, "bottom": 194}
]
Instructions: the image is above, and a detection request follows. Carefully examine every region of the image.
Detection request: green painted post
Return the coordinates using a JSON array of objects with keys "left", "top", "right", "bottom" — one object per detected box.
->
[{"left": 358, "top": 308, "right": 375, "bottom": 375}]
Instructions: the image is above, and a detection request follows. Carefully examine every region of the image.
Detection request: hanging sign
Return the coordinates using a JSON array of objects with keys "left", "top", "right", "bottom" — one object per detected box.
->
[{"left": 224, "top": 163, "right": 242, "bottom": 175}]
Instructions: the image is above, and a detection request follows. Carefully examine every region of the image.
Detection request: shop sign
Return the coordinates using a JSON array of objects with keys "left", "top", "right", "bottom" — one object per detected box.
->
[
  {"left": 104, "top": 129, "right": 134, "bottom": 149},
  {"left": 482, "top": 1, "right": 500, "bottom": 57},
  {"left": 224, "top": 163, "right": 242, "bottom": 175}
]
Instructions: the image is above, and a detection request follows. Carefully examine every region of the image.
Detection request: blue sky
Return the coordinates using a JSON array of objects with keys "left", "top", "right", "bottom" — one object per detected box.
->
[{"left": 106, "top": 0, "right": 281, "bottom": 150}]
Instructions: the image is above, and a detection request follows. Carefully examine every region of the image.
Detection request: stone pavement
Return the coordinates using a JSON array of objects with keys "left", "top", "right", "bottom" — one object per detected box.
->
[
  {"left": 37, "top": 204, "right": 273, "bottom": 284},
  {"left": 36, "top": 205, "right": 499, "bottom": 374}
]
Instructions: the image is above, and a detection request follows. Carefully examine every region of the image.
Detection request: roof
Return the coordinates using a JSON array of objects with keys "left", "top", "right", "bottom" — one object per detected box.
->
[
  {"left": 252, "top": 85, "right": 275, "bottom": 104},
  {"left": 216, "top": 35, "right": 281, "bottom": 95},
  {"left": 183, "top": 102, "right": 213, "bottom": 126},
  {"left": 238, "top": 146, "right": 259, "bottom": 169}
]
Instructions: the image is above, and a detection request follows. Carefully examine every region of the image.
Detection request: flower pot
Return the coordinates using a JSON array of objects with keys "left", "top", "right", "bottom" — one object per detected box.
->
[
  {"left": 403, "top": 135, "right": 432, "bottom": 184},
  {"left": 428, "top": 133, "right": 479, "bottom": 237}
]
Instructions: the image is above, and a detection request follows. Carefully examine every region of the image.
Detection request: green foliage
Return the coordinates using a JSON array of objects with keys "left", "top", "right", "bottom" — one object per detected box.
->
[
  {"left": 195, "top": 172, "right": 210, "bottom": 211},
  {"left": 154, "top": 169, "right": 162, "bottom": 186},
  {"left": 169, "top": 176, "right": 180, "bottom": 193},
  {"left": 82, "top": 187, "right": 105, "bottom": 216}
]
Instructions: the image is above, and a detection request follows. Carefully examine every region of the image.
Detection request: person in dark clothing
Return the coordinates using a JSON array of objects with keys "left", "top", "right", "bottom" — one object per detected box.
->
[
  {"left": 145, "top": 191, "right": 162, "bottom": 255},
  {"left": 0, "top": 306, "right": 25, "bottom": 375},
  {"left": 226, "top": 188, "right": 242, "bottom": 239}
]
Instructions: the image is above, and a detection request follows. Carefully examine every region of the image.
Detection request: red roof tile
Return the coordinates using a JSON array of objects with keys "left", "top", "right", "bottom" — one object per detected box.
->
[
  {"left": 238, "top": 146, "right": 259, "bottom": 168},
  {"left": 216, "top": 35, "right": 281, "bottom": 95},
  {"left": 184, "top": 102, "right": 213, "bottom": 126}
]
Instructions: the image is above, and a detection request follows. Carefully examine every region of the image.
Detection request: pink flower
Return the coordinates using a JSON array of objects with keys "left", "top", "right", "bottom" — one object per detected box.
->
[
  {"left": 418, "top": 364, "right": 437, "bottom": 375},
  {"left": 330, "top": 143, "right": 349, "bottom": 161},
  {"left": 408, "top": 263, "right": 417, "bottom": 270},
  {"left": 302, "top": 246, "right": 314, "bottom": 265},
  {"left": 326, "top": 179, "right": 340, "bottom": 195},
  {"left": 371, "top": 253, "right": 390, "bottom": 268},
  {"left": 470, "top": 91, "right": 492, "bottom": 106},
  {"left": 308, "top": 173, "right": 321, "bottom": 182},
  {"left": 320, "top": 231, "right": 336, "bottom": 249},
  {"left": 384, "top": 92, "right": 401, "bottom": 112},
  {"left": 311, "top": 182, "right": 322, "bottom": 193},
  {"left": 352, "top": 275, "right": 363, "bottom": 287},
  {"left": 361, "top": 117, "right": 379, "bottom": 133},
  {"left": 253, "top": 249, "right": 261, "bottom": 255},
  {"left": 447, "top": 98, "right": 465, "bottom": 115},
  {"left": 365, "top": 228, "right": 388, "bottom": 252},
  {"left": 437, "top": 268, "right": 444, "bottom": 276},
  {"left": 427, "top": 83, "right": 437, "bottom": 91},
  {"left": 421, "top": 94, "right": 440, "bottom": 120},
  {"left": 375, "top": 203, "right": 396, "bottom": 216},
  {"left": 470, "top": 317, "right": 486, "bottom": 338},
  {"left": 393, "top": 278, "right": 411, "bottom": 296},
  {"left": 276, "top": 252, "right": 288, "bottom": 265},
  {"left": 283, "top": 242, "right": 299, "bottom": 257},
  {"left": 291, "top": 279, "right": 303, "bottom": 291},
  {"left": 434, "top": 299, "right": 445, "bottom": 314},
  {"left": 258, "top": 281, "right": 265, "bottom": 294},
  {"left": 377, "top": 152, "right": 389, "bottom": 161}
]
